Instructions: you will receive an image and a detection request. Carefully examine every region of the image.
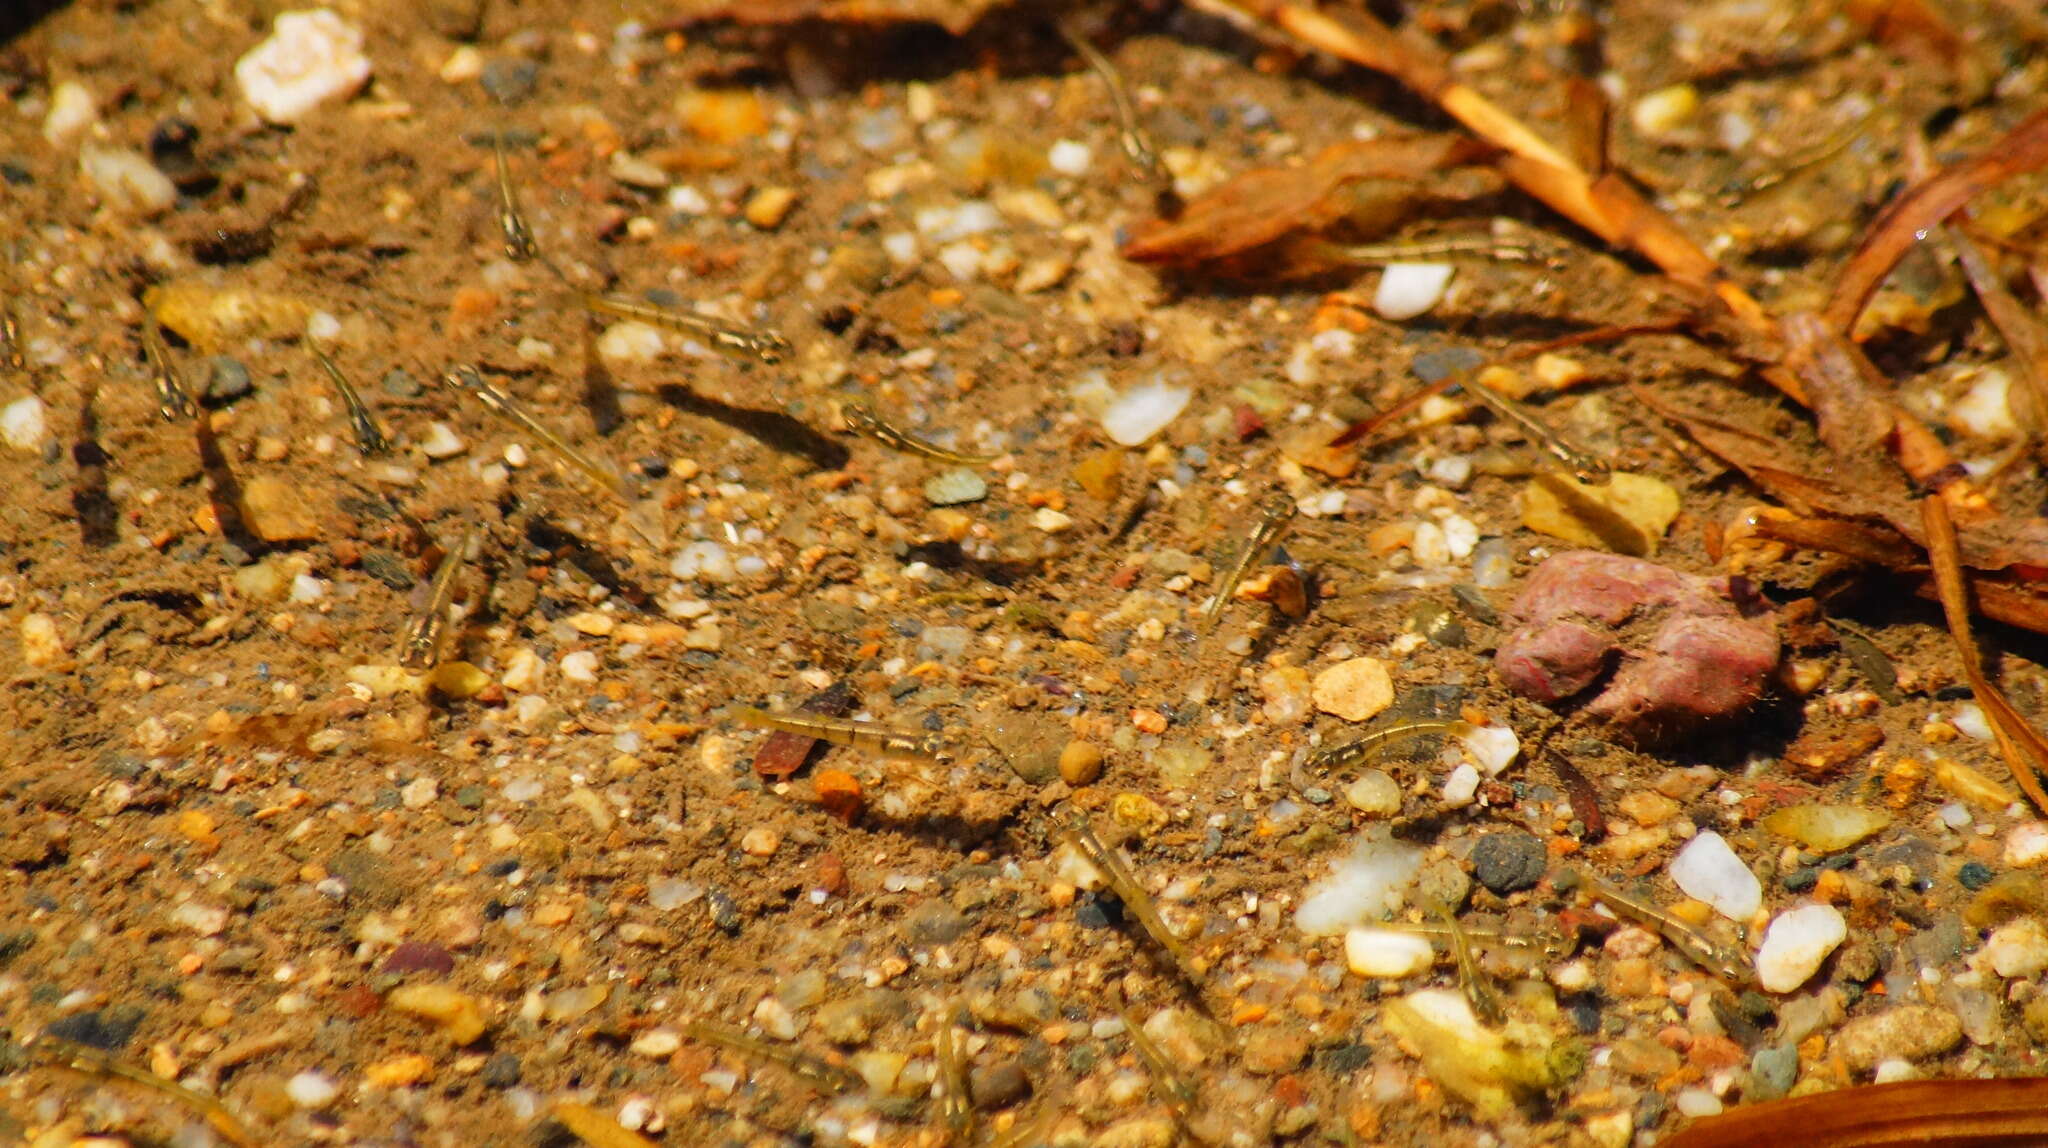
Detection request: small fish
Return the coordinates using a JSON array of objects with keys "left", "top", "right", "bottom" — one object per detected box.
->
[
  {"left": 682, "top": 1019, "right": 863, "bottom": 1094},
  {"left": 581, "top": 292, "right": 790, "bottom": 365},
  {"left": 493, "top": 133, "right": 543, "bottom": 265},
  {"left": 933, "top": 1004, "right": 976, "bottom": 1138},
  {"left": 1833, "top": 619, "right": 1902, "bottom": 705},
  {"left": 1067, "top": 813, "right": 1204, "bottom": 997},
  {"left": 1306, "top": 718, "right": 1477, "bottom": 778},
  {"left": 841, "top": 399, "right": 998, "bottom": 466},
  {"left": 2, "top": 297, "right": 23, "bottom": 371},
  {"left": 1434, "top": 900, "right": 1505, "bottom": 1025},
  {"left": 1119, "top": 1006, "right": 1200, "bottom": 1121},
  {"left": 141, "top": 314, "right": 196, "bottom": 421},
  {"left": 1459, "top": 375, "right": 1610, "bottom": 485},
  {"left": 1323, "top": 236, "right": 1542, "bottom": 264},
  {"left": 443, "top": 364, "right": 631, "bottom": 502},
  {"left": 34, "top": 1035, "right": 258, "bottom": 1148},
  {"left": 734, "top": 705, "right": 957, "bottom": 764},
  {"left": 1374, "top": 919, "right": 1573, "bottom": 960},
  {"left": 310, "top": 345, "right": 388, "bottom": 455},
  {"left": 1201, "top": 489, "right": 1298, "bottom": 632},
  {"left": 1585, "top": 876, "right": 1753, "bottom": 984},
  {"left": 1056, "top": 20, "right": 1163, "bottom": 183},
  {"left": 398, "top": 524, "right": 474, "bottom": 670}
]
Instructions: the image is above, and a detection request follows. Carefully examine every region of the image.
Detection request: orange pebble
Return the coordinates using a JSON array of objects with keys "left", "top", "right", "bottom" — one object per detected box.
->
[
  {"left": 450, "top": 286, "right": 500, "bottom": 323},
  {"left": 815, "top": 769, "right": 863, "bottom": 825}
]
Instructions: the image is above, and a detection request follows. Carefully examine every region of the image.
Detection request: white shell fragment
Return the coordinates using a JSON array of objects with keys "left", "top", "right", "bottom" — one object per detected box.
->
[
  {"left": 1667, "top": 831, "right": 1762, "bottom": 921},
  {"left": 236, "top": 9, "right": 373, "bottom": 125},
  {"left": 1373, "top": 263, "right": 1455, "bottom": 321},
  {"left": 1099, "top": 376, "right": 1192, "bottom": 446}
]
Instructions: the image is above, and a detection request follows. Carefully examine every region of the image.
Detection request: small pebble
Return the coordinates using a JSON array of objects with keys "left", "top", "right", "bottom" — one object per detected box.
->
[
  {"left": 971, "top": 1059, "right": 1032, "bottom": 1110},
  {"left": 1470, "top": 830, "right": 1547, "bottom": 895},
  {"left": 1310, "top": 658, "right": 1393, "bottom": 723},
  {"left": 1058, "top": 740, "right": 1104, "bottom": 785},
  {"left": 419, "top": 422, "right": 466, "bottom": 459},
  {"left": 1632, "top": 84, "right": 1700, "bottom": 136},
  {"left": 286, "top": 1070, "right": 339, "bottom": 1109},
  {"left": 2, "top": 395, "right": 48, "bottom": 452},
  {"left": 560, "top": 651, "right": 599, "bottom": 683},
  {"left": 1342, "top": 770, "right": 1402, "bottom": 817},
  {"left": 1099, "top": 377, "right": 1191, "bottom": 446},
  {"left": 1832, "top": 1004, "right": 1962, "bottom": 1072},
  {"left": 1373, "top": 263, "right": 1454, "bottom": 321},
  {"left": 597, "top": 320, "right": 665, "bottom": 364},
  {"left": 1440, "top": 763, "right": 1480, "bottom": 806},
  {"left": 235, "top": 8, "right": 373, "bottom": 124},
  {"left": 740, "top": 828, "right": 780, "bottom": 857},
  {"left": 43, "top": 80, "right": 97, "bottom": 145},
  {"left": 1667, "top": 831, "right": 1762, "bottom": 920},
  {"left": 1754, "top": 903, "right": 1846, "bottom": 993},
  {"left": 203, "top": 356, "right": 254, "bottom": 403},
  {"left": 387, "top": 982, "right": 488, "bottom": 1045},
  {"left": 745, "top": 186, "right": 800, "bottom": 230},
  {"left": 924, "top": 468, "right": 988, "bottom": 506},
  {"left": 1048, "top": 139, "right": 1092, "bottom": 175},
  {"left": 23, "top": 615, "right": 72, "bottom": 667},
  {"left": 1345, "top": 927, "right": 1434, "bottom": 978},
  {"left": 630, "top": 1028, "right": 681, "bottom": 1058},
  {"left": 382, "top": 367, "right": 424, "bottom": 398},
  {"left": 80, "top": 145, "right": 178, "bottom": 215},
  {"left": 480, "top": 57, "right": 539, "bottom": 105}
]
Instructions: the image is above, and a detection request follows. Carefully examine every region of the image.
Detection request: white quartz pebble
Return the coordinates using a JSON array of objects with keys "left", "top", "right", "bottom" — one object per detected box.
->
[
  {"left": 1667, "top": 831, "right": 1762, "bottom": 920},
  {"left": 1100, "top": 378, "right": 1192, "bottom": 446},
  {"left": 1754, "top": 903, "right": 1846, "bottom": 993},
  {"left": 1373, "top": 263, "right": 1454, "bottom": 321},
  {"left": 1346, "top": 927, "right": 1436, "bottom": 978},
  {"left": 236, "top": 9, "right": 373, "bottom": 124}
]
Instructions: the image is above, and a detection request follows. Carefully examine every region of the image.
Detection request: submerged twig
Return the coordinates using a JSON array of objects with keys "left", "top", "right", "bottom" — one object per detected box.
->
[{"left": 1921, "top": 495, "right": 2048, "bottom": 816}]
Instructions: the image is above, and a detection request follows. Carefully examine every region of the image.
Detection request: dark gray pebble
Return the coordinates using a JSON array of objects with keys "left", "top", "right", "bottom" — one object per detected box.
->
[{"left": 1470, "top": 829, "right": 1547, "bottom": 895}]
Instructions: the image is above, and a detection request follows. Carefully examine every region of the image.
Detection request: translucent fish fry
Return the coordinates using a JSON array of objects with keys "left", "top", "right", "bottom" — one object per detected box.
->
[
  {"left": 443, "top": 364, "right": 630, "bottom": 502},
  {"left": 1460, "top": 375, "right": 1611, "bottom": 485},
  {"left": 1056, "top": 20, "right": 1162, "bottom": 183},
  {"left": 2, "top": 298, "right": 22, "bottom": 371},
  {"left": 1118, "top": 1006, "right": 1199, "bottom": 1121},
  {"left": 310, "top": 344, "right": 388, "bottom": 455},
  {"left": 733, "top": 705, "right": 957, "bottom": 764},
  {"left": 840, "top": 399, "right": 999, "bottom": 466},
  {"left": 1584, "top": 875, "right": 1752, "bottom": 984},
  {"left": 398, "top": 523, "right": 474, "bottom": 671},
  {"left": 1434, "top": 900, "right": 1504, "bottom": 1025},
  {"left": 682, "top": 1019, "right": 862, "bottom": 1094},
  {"left": 1200, "top": 488, "right": 1297, "bottom": 632},
  {"left": 580, "top": 292, "right": 790, "bottom": 365},
  {"left": 933, "top": 1004, "right": 976, "bottom": 1138},
  {"left": 493, "top": 133, "right": 543, "bottom": 265},
  {"left": 34, "top": 1035, "right": 258, "bottom": 1148},
  {"left": 1067, "top": 813, "right": 1202, "bottom": 992},
  {"left": 141, "top": 313, "right": 196, "bottom": 421},
  {"left": 1305, "top": 718, "right": 1476, "bottom": 777}
]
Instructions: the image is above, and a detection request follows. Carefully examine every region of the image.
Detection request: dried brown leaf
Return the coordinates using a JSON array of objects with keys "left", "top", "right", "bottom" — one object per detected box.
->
[
  {"left": 1826, "top": 109, "right": 2048, "bottom": 334},
  {"left": 1119, "top": 134, "right": 1496, "bottom": 275},
  {"left": 658, "top": 0, "right": 1002, "bottom": 35},
  {"left": 1664, "top": 1076, "right": 2048, "bottom": 1148}
]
